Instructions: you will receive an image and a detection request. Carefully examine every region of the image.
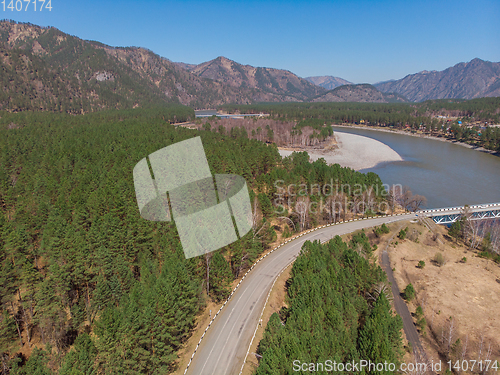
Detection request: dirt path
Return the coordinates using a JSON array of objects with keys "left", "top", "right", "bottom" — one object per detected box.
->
[{"left": 382, "top": 250, "right": 427, "bottom": 357}]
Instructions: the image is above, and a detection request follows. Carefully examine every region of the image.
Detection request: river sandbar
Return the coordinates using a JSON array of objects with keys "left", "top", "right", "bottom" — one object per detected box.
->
[{"left": 278, "top": 132, "right": 403, "bottom": 171}]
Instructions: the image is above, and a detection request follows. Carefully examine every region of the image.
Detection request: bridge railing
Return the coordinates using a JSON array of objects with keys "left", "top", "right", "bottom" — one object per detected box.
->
[
  {"left": 419, "top": 203, "right": 500, "bottom": 215},
  {"left": 419, "top": 203, "right": 500, "bottom": 224}
]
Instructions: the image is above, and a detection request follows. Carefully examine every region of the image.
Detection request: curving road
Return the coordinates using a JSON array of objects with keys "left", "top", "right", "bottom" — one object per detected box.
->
[{"left": 185, "top": 213, "right": 418, "bottom": 375}]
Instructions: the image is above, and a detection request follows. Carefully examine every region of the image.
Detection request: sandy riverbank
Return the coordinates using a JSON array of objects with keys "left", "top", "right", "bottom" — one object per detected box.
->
[{"left": 278, "top": 132, "right": 403, "bottom": 171}]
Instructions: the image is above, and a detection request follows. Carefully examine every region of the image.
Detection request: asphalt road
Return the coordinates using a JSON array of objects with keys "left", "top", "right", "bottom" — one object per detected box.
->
[{"left": 186, "top": 213, "right": 418, "bottom": 375}]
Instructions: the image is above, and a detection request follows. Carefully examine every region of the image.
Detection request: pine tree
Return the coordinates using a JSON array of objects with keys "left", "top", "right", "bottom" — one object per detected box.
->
[
  {"left": 10, "top": 348, "right": 53, "bottom": 375},
  {"left": 59, "top": 333, "right": 97, "bottom": 375},
  {"left": 358, "top": 293, "right": 403, "bottom": 371},
  {"left": 449, "top": 220, "right": 461, "bottom": 241},
  {"left": 208, "top": 251, "right": 233, "bottom": 301},
  {"left": 0, "top": 310, "right": 18, "bottom": 370}
]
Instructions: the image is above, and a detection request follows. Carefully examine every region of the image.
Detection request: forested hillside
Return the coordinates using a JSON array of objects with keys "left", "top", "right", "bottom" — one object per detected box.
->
[
  {"left": 0, "top": 21, "right": 265, "bottom": 112},
  {"left": 255, "top": 236, "right": 403, "bottom": 374},
  {"left": 1, "top": 21, "right": 191, "bottom": 112},
  {"left": 0, "top": 107, "right": 389, "bottom": 374},
  {"left": 0, "top": 20, "right": 325, "bottom": 112}
]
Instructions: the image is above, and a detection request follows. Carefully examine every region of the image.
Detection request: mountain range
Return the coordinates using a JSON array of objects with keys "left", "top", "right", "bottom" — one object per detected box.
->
[
  {"left": 0, "top": 21, "right": 319, "bottom": 112},
  {"left": 374, "top": 58, "right": 500, "bottom": 102},
  {"left": 0, "top": 20, "right": 498, "bottom": 113}
]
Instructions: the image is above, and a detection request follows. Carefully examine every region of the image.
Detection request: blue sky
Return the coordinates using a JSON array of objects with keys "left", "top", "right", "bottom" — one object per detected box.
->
[{"left": 4, "top": 0, "right": 500, "bottom": 83}]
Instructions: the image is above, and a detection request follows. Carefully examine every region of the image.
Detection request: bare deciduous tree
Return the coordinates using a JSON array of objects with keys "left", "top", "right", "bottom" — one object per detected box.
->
[
  {"left": 362, "top": 188, "right": 376, "bottom": 213},
  {"left": 468, "top": 220, "right": 482, "bottom": 250},
  {"left": 367, "top": 282, "right": 393, "bottom": 304},
  {"left": 490, "top": 220, "right": 500, "bottom": 254},
  {"left": 441, "top": 317, "right": 456, "bottom": 359},
  {"left": 326, "top": 193, "right": 344, "bottom": 223},
  {"left": 478, "top": 218, "right": 500, "bottom": 254},
  {"left": 460, "top": 334, "right": 468, "bottom": 364},
  {"left": 252, "top": 197, "right": 267, "bottom": 239},
  {"left": 408, "top": 194, "right": 427, "bottom": 212},
  {"left": 390, "top": 185, "right": 427, "bottom": 212},
  {"left": 295, "top": 196, "right": 310, "bottom": 231},
  {"left": 277, "top": 216, "right": 296, "bottom": 232}
]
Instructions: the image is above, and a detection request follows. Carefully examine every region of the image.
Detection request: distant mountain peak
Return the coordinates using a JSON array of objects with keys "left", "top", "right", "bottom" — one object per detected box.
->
[
  {"left": 375, "top": 58, "right": 500, "bottom": 101},
  {"left": 305, "top": 75, "right": 352, "bottom": 90},
  {"left": 311, "top": 83, "right": 408, "bottom": 103},
  {"left": 187, "top": 56, "right": 326, "bottom": 100}
]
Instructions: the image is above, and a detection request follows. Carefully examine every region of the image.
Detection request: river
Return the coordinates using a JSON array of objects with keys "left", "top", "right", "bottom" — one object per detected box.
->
[
  {"left": 332, "top": 126, "right": 500, "bottom": 209},
  {"left": 195, "top": 111, "right": 500, "bottom": 208}
]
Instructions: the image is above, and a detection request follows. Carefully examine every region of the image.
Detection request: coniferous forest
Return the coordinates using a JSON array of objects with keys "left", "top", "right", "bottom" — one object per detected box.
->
[
  {"left": 256, "top": 236, "right": 403, "bottom": 374},
  {"left": 0, "top": 106, "right": 398, "bottom": 374}
]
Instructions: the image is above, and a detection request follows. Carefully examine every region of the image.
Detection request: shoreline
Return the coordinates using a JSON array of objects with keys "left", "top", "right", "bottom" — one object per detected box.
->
[
  {"left": 278, "top": 132, "right": 403, "bottom": 171},
  {"left": 332, "top": 124, "right": 500, "bottom": 157}
]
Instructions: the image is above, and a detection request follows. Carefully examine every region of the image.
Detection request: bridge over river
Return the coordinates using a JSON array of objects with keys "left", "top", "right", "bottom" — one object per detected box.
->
[{"left": 420, "top": 203, "right": 500, "bottom": 224}]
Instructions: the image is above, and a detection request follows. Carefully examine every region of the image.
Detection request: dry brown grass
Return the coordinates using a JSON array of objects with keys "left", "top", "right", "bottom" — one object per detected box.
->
[{"left": 386, "top": 220, "right": 500, "bottom": 364}]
